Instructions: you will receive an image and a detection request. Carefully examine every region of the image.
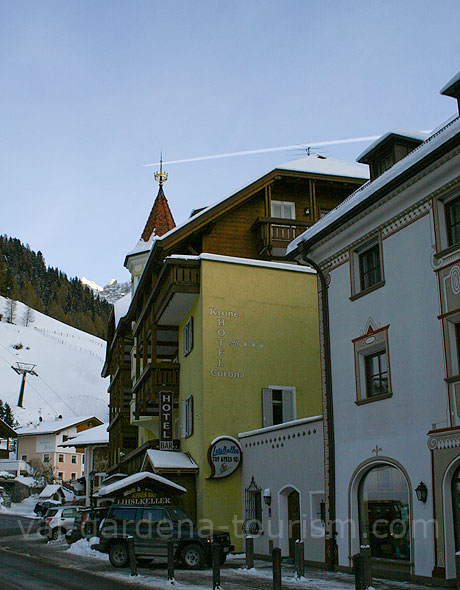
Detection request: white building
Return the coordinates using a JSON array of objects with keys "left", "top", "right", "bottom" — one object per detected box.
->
[
  {"left": 287, "top": 71, "right": 460, "bottom": 584},
  {"left": 60, "top": 422, "right": 109, "bottom": 505},
  {"left": 239, "top": 416, "right": 325, "bottom": 565}
]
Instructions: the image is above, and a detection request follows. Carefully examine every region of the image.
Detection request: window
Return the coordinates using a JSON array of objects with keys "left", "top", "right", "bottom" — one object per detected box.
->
[
  {"left": 262, "top": 387, "right": 296, "bottom": 427},
  {"left": 359, "top": 244, "right": 382, "bottom": 291},
  {"left": 71, "top": 455, "right": 77, "bottom": 464},
  {"left": 365, "top": 351, "right": 389, "bottom": 396},
  {"left": 183, "top": 317, "right": 193, "bottom": 357},
  {"left": 71, "top": 472, "right": 77, "bottom": 481},
  {"left": 43, "top": 454, "right": 50, "bottom": 463},
  {"left": 350, "top": 237, "right": 384, "bottom": 298},
  {"left": 141, "top": 508, "right": 169, "bottom": 523},
  {"left": 243, "top": 477, "right": 263, "bottom": 534},
  {"left": 180, "top": 394, "right": 193, "bottom": 438},
  {"left": 271, "top": 200, "right": 295, "bottom": 219},
  {"left": 353, "top": 325, "right": 392, "bottom": 403},
  {"left": 58, "top": 454, "right": 64, "bottom": 463},
  {"left": 446, "top": 196, "right": 460, "bottom": 247},
  {"left": 57, "top": 472, "right": 63, "bottom": 480},
  {"left": 21, "top": 454, "right": 27, "bottom": 462}
]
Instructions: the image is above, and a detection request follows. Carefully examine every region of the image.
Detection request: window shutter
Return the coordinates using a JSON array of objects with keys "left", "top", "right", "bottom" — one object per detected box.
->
[
  {"left": 282, "top": 389, "right": 295, "bottom": 423},
  {"left": 262, "top": 388, "right": 273, "bottom": 427},
  {"left": 180, "top": 400, "right": 187, "bottom": 438},
  {"left": 186, "top": 394, "right": 193, "bottom": 437}
]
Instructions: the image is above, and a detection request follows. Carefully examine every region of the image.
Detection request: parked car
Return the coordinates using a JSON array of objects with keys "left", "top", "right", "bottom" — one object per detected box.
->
[
  {"left": 34, "top": 500, "right": 62, "bottom": 516},
  {"left": 94, "top": 504, "right": 234, "bottom": 569},
  {"left": 65, "top": 507, "right": 108, "bottom": 544},
  {"left": 40, "top": 505, "right": 82, "bottom": 540}
]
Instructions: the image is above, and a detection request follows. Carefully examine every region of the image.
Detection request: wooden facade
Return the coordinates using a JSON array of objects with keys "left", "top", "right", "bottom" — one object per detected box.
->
[{"left": 104, "top": 159, "right": 367, "bottom": 475}]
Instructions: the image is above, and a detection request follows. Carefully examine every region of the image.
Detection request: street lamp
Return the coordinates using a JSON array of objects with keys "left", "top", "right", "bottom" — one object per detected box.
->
[
  {"left": 89, "top": 471, "right": 96, "bottom": 507},
  {"left": 415, "top": 481, "right": 428, "bottom": 503}
]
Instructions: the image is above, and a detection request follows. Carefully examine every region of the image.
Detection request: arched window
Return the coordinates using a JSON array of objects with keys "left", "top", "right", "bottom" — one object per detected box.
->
[{"left": 358, "top": 464, "right": 410, "bottom": 560}]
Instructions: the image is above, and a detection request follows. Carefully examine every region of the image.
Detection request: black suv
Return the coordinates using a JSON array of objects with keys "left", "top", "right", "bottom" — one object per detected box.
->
[{"left": 95, "top": 504, "right": 233, "bottom": 569}]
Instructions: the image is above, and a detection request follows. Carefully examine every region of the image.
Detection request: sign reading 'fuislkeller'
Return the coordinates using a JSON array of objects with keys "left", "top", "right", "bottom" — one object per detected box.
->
[
  {"left": 207, "top": 436, "right": 242, "bottom": 479},
  {"left": 160, "top": 390, "right": 174, "bottom": 451}
]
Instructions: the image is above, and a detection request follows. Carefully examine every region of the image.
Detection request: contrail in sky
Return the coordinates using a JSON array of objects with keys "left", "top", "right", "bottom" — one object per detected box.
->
[{"left": 144, "top": 135, "right": 381, "bottom": 167}]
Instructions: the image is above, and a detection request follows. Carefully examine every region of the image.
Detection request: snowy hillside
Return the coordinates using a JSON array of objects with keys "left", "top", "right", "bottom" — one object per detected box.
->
[{"left": 0, "top": 296, "right": 109, "bottom": 426}]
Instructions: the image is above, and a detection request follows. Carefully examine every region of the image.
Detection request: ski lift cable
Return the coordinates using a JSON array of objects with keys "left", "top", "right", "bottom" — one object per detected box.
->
[
  {"left": 144, "top": 135, "right": 381, "bottom": 167},
  {"left": 37, "top": 375, "right": 78, "bottom": 417},
  {"left": 24, "top": 380, "right": 61, "bottom": 416},
  {"left": 0, "top": 351, "right": 60, "bottom": 415},
  {"left": 0, "top": 340, "right": 77, "bottom": 416}
]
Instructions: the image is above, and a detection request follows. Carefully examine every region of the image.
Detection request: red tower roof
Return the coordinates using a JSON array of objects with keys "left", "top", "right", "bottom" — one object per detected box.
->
[{"left": 141, "top": 185, "right": 175, "bottom": 241}]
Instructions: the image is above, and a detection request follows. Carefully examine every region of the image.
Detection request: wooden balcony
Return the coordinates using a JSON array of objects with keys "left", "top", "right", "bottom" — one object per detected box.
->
[
  {"left": 134, "top": 258, "right": 200, "bottom": 333},
  {"left": 252, "top": 216, "right": 311, "bottom": 257},
  {"left": 133, "top": 361, "right": 180, "bottom": 418}
]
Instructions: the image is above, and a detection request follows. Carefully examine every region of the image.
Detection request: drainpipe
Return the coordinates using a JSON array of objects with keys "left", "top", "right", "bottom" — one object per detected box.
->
[{"left": 298, "top": 242, "right": 336, "bottom": 571}]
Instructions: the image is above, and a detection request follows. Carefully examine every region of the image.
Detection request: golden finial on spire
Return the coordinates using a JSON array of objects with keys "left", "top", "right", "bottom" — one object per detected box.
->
[{"left": 154, "top": 152, "right": 168, "bottom": 187}]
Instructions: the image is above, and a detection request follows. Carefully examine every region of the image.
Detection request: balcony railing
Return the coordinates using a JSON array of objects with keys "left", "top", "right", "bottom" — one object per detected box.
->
[
  {"left": 252, "top": 216, "right": 311, "bottom": 256},
  {"left": 133, "top": 361, "right": 180, "bottom": 418},
  {"left": 134, "top": 259, "right": 200, "bottom": 334}
]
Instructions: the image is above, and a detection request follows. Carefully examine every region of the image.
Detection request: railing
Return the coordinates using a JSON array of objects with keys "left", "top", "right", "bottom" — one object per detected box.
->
[
  {"left": 133, "top": 362, "right": 180, "bottom": 418},
  {"left": 252, "top": 217, "right": 311, "bottom": 256},
  {"left": 134, "top": 259, "right": 200, "bottom": 335}
]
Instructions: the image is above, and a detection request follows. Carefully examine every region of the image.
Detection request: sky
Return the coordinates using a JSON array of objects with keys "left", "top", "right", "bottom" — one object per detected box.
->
[{"left": 1, "top": 0, "right": 460, "bottom": 286}]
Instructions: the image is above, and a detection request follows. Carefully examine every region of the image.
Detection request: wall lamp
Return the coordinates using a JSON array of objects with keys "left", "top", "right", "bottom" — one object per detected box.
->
[
  {"left": 415, "top": 481, "right": 428, "bottom": 503},
  {"left": 263, "top": 488, "right": 272, "bottom": 506}
]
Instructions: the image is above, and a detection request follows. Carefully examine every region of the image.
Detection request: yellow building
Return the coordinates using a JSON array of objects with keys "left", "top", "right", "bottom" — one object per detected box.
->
[
  {"left": 103, "top": 154, "right": 367, "bottom": 549},
  {"left": 134, "top": 253, "right": 321, "bottom": 545}
]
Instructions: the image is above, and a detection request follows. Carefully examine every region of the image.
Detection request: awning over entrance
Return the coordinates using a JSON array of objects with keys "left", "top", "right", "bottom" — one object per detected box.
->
[
  {"left": 142, "top": 450, "right": 198, "bottom": 473},
  {"left": 97, "top": 470, "right": 186, "bottom": 505}
]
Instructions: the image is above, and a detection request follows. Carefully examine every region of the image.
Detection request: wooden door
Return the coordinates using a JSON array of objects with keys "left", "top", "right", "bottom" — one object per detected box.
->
[{"left": 288, "top": 490, "right": 301, "bottom": 558}]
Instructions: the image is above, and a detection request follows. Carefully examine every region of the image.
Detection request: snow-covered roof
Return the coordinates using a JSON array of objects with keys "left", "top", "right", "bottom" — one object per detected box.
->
[
  {"left": 441, "top": 70, "right": 460, "bottom": 97},
  {"left": 167, "top": 252, "right": 316, "bottom": 274},
  {"left": 140, "top": 154, "right": 368, "bottom": 251},
  {"left": 59, "top": 423, "right": 108, "bottom": 447},
  {"left": 113, "top": 292, "right": 131, "bottom": 326},
  {"left": 98, "top": 471, "right": 186, "bottom": 496},
  {"left": 287, "top": 116, "right": 460, "bottom": 256},
  {"left": 278, "top": 153, "right": 369, "bottom": 179},
  {"left": 239, "top": 415, "right": 323, "bottom": 438},
  {"left": 356, "top": 129, "right": 429, "bottom": 163},
  {"left": 143, "top": 450, "right": 198, "bottom": 471},
  {"left": 16, "top": 415, "right": 101, "bottom": 436},
  {"left": 39, "top": 484, "right": 64, "bottom": 498},
  {"left": 125, "top": 237, "right": 155, "bottom": 259}
]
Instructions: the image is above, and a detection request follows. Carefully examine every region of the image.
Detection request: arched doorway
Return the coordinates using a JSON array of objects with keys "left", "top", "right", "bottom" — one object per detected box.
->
[
  {"left": 288, "top": 490, "right": 301, "bottom": 558},
  {"left": 358, "top": 464, "right": 410, "bottom": 561},
  {"left": 278, "top": 485, "right": 302, "bottom": 558},
  {"left": 451, "top": 464, "right": 460, "bottom": 552}
]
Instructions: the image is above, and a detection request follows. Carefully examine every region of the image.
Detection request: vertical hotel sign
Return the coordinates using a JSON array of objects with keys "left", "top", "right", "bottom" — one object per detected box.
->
[{"left": 160, "top": 390, "right": 174, "bottom": 450}]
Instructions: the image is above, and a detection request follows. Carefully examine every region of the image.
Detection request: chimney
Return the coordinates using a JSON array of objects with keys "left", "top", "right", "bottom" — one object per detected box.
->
[{"left": 440, "top": 71, "right": 460, "bottom": 117}]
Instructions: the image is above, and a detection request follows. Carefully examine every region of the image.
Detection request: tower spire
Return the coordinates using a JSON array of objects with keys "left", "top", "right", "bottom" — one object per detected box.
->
[
  {"left": 140, "top": 153, "right": 175, "bottom": 241},
  {"left": 154, "top": 152, "right": 168, "bottom": 187}
]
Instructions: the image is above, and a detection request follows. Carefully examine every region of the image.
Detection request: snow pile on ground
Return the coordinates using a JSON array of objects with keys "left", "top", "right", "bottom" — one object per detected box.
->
[
  {"left": 0, "top": 295, "right": 108, "bottom": 424},
  {"left": 67, "top": 537, "right": 109, "bottom": 560},
  {"left": 1, "top": 494, "right": 40, "bottom": 518}
]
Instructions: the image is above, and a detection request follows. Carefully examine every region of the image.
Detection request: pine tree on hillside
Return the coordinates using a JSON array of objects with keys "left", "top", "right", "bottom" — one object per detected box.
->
[
  {"left": 0, "top": 400, "right": 17, "bottom": 427},
  {"left": 0, "top": 235, "right": 112, "bottom": 339}
]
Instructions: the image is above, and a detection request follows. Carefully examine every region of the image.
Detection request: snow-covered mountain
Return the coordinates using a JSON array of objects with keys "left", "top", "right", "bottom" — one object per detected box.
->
[
  {"left": 81, "top": 277, "right": 103, "bottom": 292},
  {"left": 0, "top": 295, "right": 109, "bottom": 426},
  {"left": 82, "top": 278, "right": 131, "bottom": 305}
]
